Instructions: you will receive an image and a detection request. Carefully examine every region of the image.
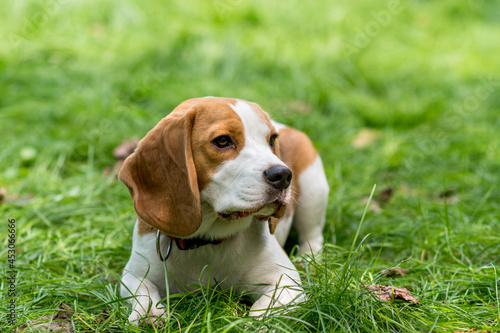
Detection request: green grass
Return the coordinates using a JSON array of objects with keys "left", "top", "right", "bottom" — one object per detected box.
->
[{"left": 1, "top": 0, "right": 500, "bottom": 331}]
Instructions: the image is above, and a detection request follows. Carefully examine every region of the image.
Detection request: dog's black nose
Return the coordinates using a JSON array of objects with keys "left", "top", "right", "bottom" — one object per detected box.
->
[{"left": 264, "top": 166, "right": 292, "bottom": 190}]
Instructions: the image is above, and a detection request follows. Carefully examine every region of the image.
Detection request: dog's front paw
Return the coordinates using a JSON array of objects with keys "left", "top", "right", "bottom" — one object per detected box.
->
[{"left": 128, "top": 307, "right": 167, "bottom": 327}]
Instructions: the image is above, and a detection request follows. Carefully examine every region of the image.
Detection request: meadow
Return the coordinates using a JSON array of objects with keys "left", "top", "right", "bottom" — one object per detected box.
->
[{"left": 1, "top": 0, "right": 499, "bottom": 331}]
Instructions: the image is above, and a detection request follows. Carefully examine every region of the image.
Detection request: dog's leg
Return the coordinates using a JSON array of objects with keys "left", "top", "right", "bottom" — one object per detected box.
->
[
  {"left": 292, "top": 156, "right": 329, "bottom": 254},
  {"left": 248, "top": 277, "right": 305, "bottom": 317},
  {"left": 121, "top": 221, "right": 167, "bottom": 325},
  {"left": 244, "top": 237, "right": 305, "bottom": 316},
  {"left": 121, "top": 273, "right": 166, "bottom": 325}
]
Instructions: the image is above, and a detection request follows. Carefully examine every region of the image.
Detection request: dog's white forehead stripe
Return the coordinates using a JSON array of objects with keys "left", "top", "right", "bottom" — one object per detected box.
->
[
  {"left": 200, "top": 100, "right": 287, "bottom": 215},
  {"left": 229, "top": 101, "right": 270, "bottom": 144},
  {"left": 270, "top": 120, "right": 286, "bottom": 131}
]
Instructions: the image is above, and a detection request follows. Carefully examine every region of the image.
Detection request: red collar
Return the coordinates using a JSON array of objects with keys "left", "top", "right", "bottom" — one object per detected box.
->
[
  {"left": 156, "top": 230, "right": 224, "bottom": 262},
  {"left": 168, "top": 235, "right": 223, "bottom": 250}
]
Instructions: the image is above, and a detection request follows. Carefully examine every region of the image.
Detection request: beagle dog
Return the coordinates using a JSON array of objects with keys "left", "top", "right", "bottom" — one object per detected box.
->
[{"left": 119, "top": 97, "right": 329, "bottom": 324}]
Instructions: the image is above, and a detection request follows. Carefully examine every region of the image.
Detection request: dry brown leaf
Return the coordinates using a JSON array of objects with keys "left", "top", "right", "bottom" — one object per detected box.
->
[
  {"left": 0, "top": 187, "right": 7, "bottom": 204},
  {"left": 352, "top": 129, "right": 380, "bottom": 148},
  {"left": 366, "top": 284, "right": 419, "bottom": 304},
  {"left": 380, "top": 268, "right": 408, "bottom": 277},
  {"left": 377, "top": 187, "right": 395, "bottom": 205},
  {"left": 436, "top": 188, "right": 459, "bottom": 204},
  {"left": 54, "top": 303, "right": 73, "bottom": 320},
  {"left": 361, "top": 187, "right": 396, "bottom": 213},
  {"left": 112, "top": 138, "right": 138, "bottom": 159},
  {"left": 104, "top": 138, "right": 138, "bottom": 177},
  {"left": 15, "top": 303, "right": 74, "bottom": 333}
]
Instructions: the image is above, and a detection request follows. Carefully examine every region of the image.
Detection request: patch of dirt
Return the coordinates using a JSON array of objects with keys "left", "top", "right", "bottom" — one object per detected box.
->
[{"left": 15, "top": 303, "right": 74, "bottom": 333}]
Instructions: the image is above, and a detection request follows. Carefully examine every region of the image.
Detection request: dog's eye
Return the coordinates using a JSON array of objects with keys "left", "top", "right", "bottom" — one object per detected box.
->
[
  {"left": 269, "top": 134, "right": 278, "bottom": 148},
  {"left": 213, "top": 135, "right": 234, "bottom": 149}
]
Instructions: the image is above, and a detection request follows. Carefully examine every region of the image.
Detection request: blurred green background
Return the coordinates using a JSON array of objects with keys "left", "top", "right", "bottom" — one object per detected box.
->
[
  {"left": 1, "top": 0, "right": 499, "bottom": 331},
  {"left": 2, "top": 0, "right": 499, "bottom": 247}
]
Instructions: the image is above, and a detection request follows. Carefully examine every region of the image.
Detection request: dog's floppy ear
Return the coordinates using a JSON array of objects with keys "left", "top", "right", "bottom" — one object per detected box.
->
[{"left": 119, "top": 107, "right": 201, "bottom": 238}]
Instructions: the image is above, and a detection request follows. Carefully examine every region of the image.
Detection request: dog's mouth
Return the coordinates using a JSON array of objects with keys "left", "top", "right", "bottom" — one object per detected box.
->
[
  {"left": 218, "top": 210, "right": 255, "bottom": 220},
  {"left": 218, "top": 201, "right": 287, "bottom": 221}
]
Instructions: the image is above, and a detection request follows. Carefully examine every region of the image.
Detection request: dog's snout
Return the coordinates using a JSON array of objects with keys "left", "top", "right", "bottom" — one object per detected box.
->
[{"left": 264, "top": 166, "right": 292, "bottom": 190}]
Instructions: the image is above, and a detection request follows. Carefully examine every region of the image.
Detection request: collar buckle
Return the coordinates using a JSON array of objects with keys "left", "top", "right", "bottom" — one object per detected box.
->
[{"left": 156, "top": 230, "right": 172, "bottom": 262}]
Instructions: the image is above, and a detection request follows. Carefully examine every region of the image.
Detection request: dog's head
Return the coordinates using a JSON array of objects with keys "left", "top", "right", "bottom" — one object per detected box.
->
[{"left": 119, "top": 97, "right": 291, "bottom": 239}]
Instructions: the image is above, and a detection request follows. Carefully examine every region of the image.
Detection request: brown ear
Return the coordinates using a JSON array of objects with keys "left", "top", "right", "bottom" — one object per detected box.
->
[{"left": 119, "top": 107, "right": 201, "bottom": 238}]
